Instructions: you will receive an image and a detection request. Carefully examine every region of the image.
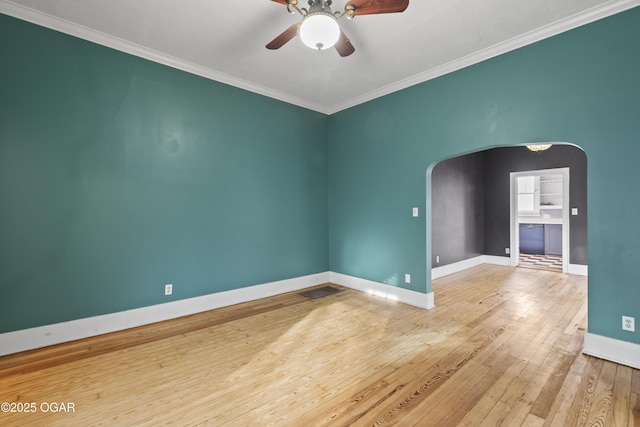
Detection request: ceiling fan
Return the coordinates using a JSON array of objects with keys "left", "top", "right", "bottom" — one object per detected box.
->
[{"left": 266, "top": 0, "right": 409, "bottom": 57}]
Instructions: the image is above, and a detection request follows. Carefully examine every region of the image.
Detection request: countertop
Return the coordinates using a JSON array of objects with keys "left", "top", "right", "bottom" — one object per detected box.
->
[{"left": 518, "top": 218, "right": 562, "bottom": 225}]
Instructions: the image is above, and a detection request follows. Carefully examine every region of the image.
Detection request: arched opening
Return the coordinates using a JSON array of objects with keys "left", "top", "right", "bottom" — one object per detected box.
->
[{"left": 426, "top": 143, "right": 587, "bottom": 301}]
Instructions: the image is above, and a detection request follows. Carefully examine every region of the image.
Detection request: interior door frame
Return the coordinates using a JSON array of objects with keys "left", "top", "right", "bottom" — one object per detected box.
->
[{"left": 509, "top": 167, "right": 570, "bottom": 273}]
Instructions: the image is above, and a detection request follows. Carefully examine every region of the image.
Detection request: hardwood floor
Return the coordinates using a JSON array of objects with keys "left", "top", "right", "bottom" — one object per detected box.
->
[{"left": 1, "top": 265, "right": 638, "bottom": 426}]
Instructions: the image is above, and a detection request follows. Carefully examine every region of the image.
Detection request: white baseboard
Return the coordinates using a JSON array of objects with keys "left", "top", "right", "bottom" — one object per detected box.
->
[
  {"left": 568, "top": 264, "right": 589, "bottom": 276},
  {"left": 330, "top": 272, "right": 434, "bottom": 309},
  {"left": 483, "top": 255, "right": 512, "bottom": 267},
  {"left": 4, "top": 262, "right": 592, "bottom": 358},
  {"left": 432, "top": 255, "right": 588, "bottom": 279},
  {"left": 583, "top": 332, "right": 640, "bottom": 369},
  {"left": 0, "top": 272, "right": 330, "bottom": 357},
  {"left": 432, "top": 255, "right": 510, "bottom": 279},
  {"left": 432, "top": 255, "right": 485, "bottom": 279}
]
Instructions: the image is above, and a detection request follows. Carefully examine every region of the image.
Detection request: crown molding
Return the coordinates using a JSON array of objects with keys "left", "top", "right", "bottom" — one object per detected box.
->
[
  {"left": 327, "top": 0, "right": 640, "bottom": 114},
  {"left": 0, "top": 1, "right": 331, "bottom": 114},
  {"left": 2, "top": 0, "right": 638, "bottom": 116}
]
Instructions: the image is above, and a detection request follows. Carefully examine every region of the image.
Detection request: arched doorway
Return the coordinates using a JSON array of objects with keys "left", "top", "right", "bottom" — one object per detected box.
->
[{"left": 427, "top": 143, "right": 587, "bottom": 285}]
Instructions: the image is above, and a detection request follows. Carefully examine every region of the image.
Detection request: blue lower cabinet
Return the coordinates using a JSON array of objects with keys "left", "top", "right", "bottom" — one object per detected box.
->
[
  {"left": 520, "top": 224, "right": 545, "bottom": 254},
  {"left": 545, "top": 224, "right": 563, "bottom": 255}
]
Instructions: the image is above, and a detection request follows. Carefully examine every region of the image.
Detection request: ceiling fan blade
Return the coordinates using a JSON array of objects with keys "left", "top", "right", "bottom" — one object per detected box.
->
[
  {"left": 266, "top": 23, "right": 300, "bottom": 50},
  {"left": 335, "top": 31, "right": 355, "bottom": 57},
  {"left": 345, "top": 0, "right": 409, "bottom": 16}
]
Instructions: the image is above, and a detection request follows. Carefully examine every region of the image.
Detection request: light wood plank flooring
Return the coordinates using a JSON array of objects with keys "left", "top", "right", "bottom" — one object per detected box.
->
[{"left": 1, "top": 265, "right": 638, "bottom": 426}]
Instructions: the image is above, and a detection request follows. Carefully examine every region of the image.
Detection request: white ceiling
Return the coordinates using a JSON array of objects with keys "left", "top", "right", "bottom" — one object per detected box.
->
[{"left": 1, "top": 0, "right": 638, "bottom": 114}]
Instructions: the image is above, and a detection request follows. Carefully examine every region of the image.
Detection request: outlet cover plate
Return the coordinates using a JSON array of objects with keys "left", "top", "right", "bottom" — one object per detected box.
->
[{"left": 622, "top": 316, "right": 635, "bottom": 332}]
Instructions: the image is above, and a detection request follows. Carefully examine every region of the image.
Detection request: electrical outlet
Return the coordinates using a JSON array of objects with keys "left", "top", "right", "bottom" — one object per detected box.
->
[
  {"left": 622, "top": 316, "right": 635, "bottom": 332},
  {"left": 505, "top": 247, "right": 510, "bottom": 255},
  {"left": 405, "top": 274, "right": 411, "bottom": 284},
  {"left": 165, "top": 284, "right": 173, "bottom": 296},
  {"left": 436, "top": 255, "right": 440, "bottom": 264}
]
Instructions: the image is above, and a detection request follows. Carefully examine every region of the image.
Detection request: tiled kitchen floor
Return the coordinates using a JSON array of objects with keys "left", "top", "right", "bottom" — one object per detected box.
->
[{"left": 518, "top": 253, "right": 563, "bottom": 272}]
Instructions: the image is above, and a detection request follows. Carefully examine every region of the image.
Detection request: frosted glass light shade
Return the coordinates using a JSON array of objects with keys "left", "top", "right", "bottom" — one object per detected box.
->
[
  {"left": 526, "top": 144, "right": 552, "bottom": 152},
  {"left": 299, "top": 13, "right": 340, "bottom": 50}
]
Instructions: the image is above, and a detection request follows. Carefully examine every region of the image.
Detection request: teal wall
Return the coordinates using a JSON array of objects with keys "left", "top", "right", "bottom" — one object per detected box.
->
[
  {"left": 328, "top": 8, "right": 640, "bottom": 344},
  {"left": 0, "top": 14, "right": 329, "bottom": 333},
  {"left": 2, "top": 8, "right": 639, "bottom": 347}
]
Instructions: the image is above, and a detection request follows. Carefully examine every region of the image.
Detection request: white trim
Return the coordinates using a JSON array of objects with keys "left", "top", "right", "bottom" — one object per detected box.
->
[
  {"left": 584, "top": 332, "right": 640, "bottom": 370},
  {"left": 433, "top": 255, "right": 482, "bottom": 279},
  {"left": 1, "top": 0, "right": 638, "bottom": 115},
  {"left": 0, "top": 1, "right": 330, "bottom": 114},
  {"left": 0, "top": 272, "right": 330, "bottom": 357},
  {"left": 483, "top": 255, "right": 512, "bottom": 267},
  {"left": 432, "top": 255, "right": 511, "bottom": 279},
  {"left": 329, "top": 272, "right": 434, "bottom": 309},
  {"left": 432, "top": 254, "right": 586, "bottom": 280},
  {"left": 568, "top": 263, "right": 589, "bottom": 276},
  {"left": 328, "top": 1, "right": 640, "bottom": 114}
]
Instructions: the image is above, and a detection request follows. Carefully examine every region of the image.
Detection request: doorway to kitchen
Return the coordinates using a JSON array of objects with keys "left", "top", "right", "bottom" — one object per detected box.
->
[{"left": 509, "top": 167, "right": 570, "bottom": 273}]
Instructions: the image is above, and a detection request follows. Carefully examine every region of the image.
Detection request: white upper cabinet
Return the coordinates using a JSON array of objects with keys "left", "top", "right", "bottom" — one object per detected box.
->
[{"left": 540, "top": 174, "right": 563, "bottom": 209}]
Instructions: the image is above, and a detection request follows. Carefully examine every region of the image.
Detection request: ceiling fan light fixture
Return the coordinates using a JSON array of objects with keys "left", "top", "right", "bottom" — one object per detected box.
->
[{"left": 299, "top": 12, "right": 340, "bottom": 50}]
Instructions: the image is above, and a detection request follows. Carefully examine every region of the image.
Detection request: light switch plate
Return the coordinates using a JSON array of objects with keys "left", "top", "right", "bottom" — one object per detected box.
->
[{"left": 571, "top": 208, "right": 578, "bottom": 215}]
